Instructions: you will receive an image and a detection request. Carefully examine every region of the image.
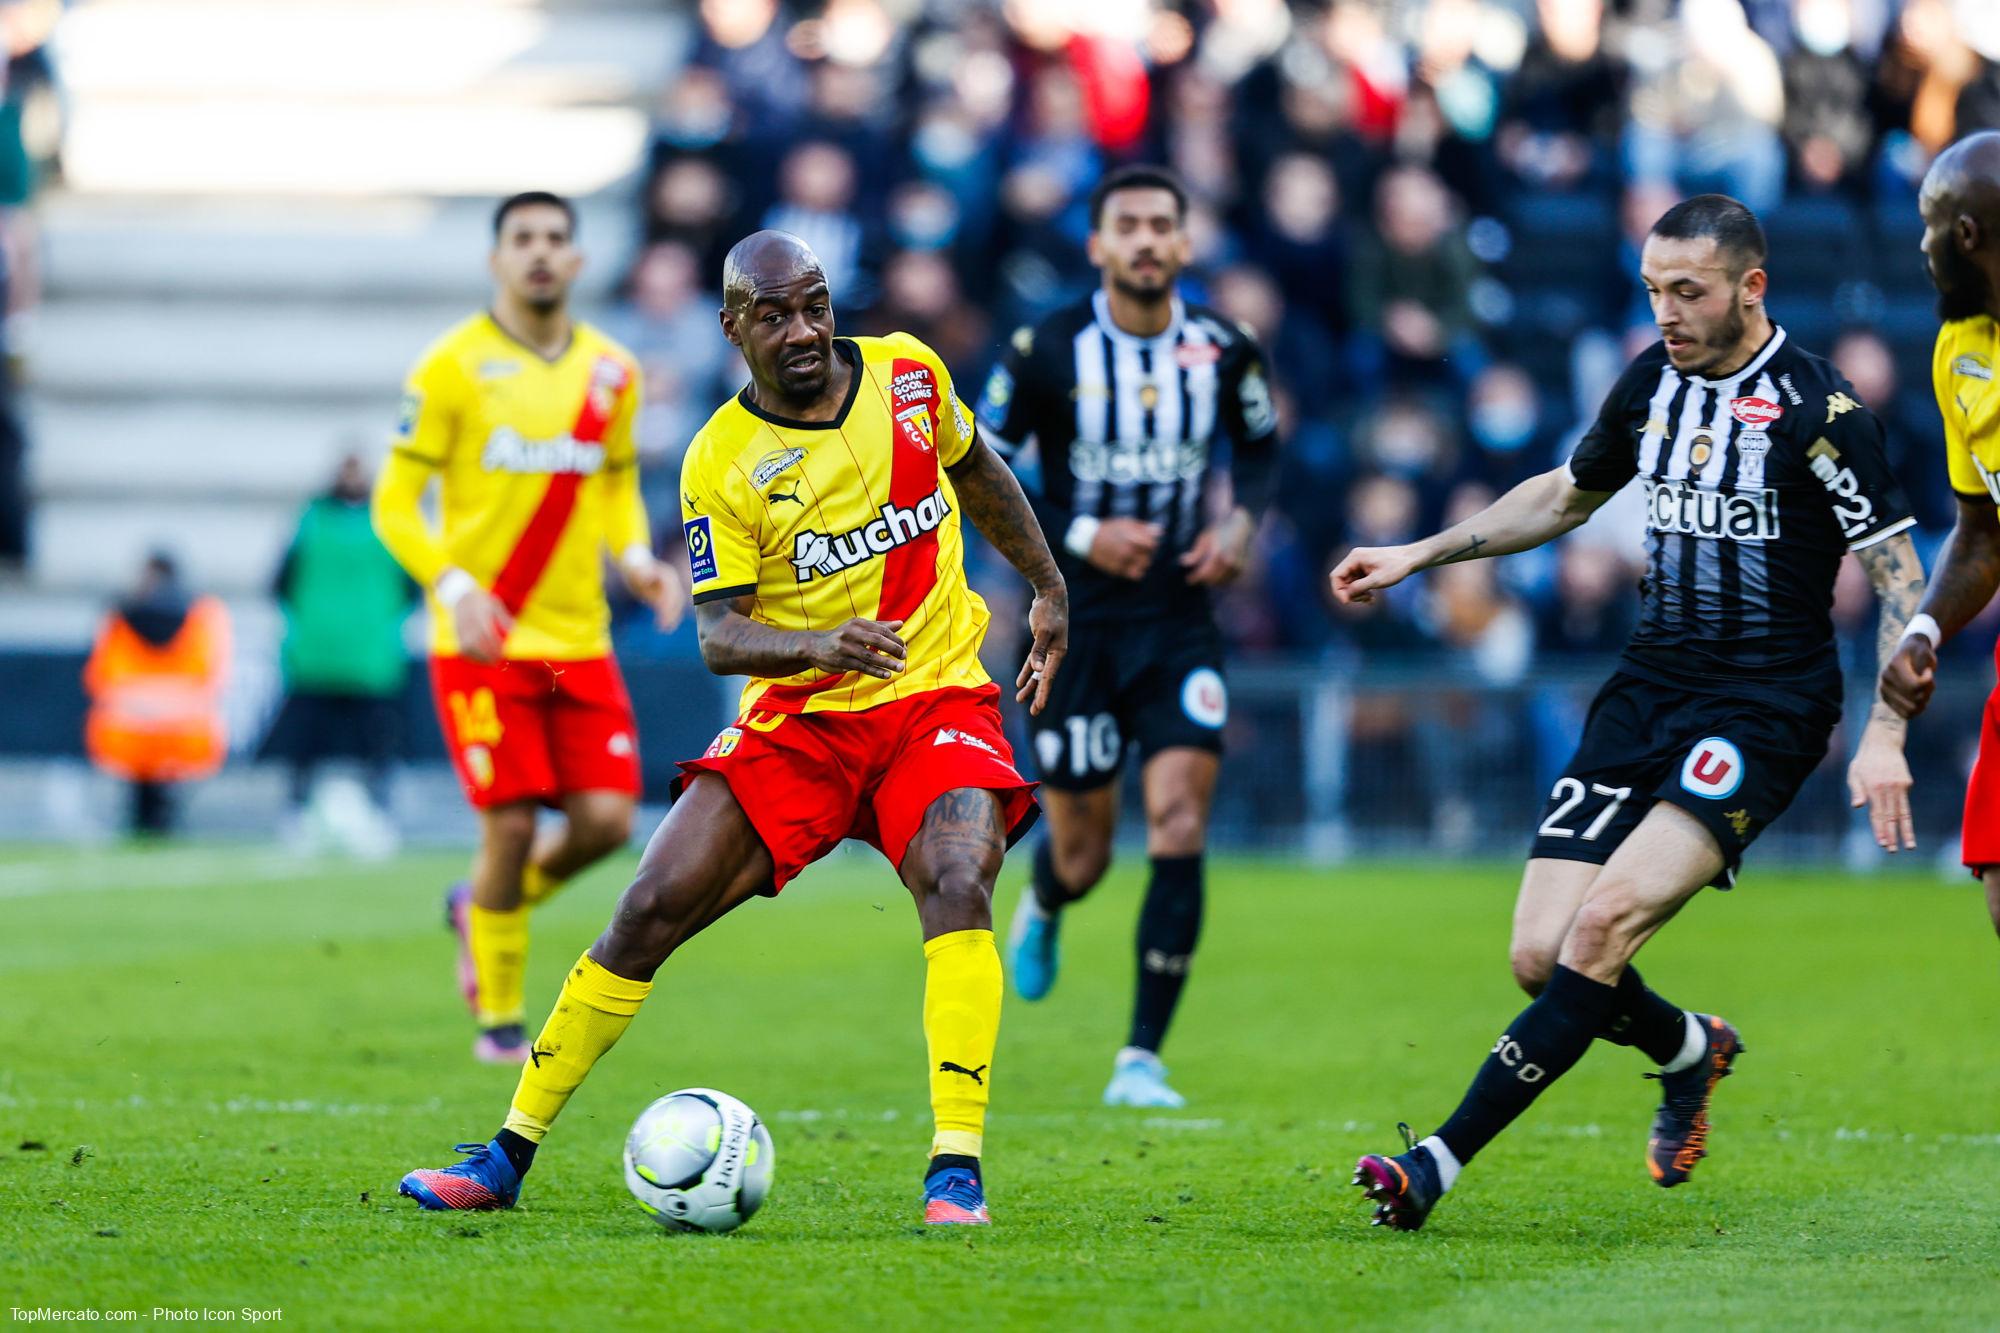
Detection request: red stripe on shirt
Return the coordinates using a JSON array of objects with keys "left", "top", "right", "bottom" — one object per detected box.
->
[
  {"left": 875, "top": 357, "right": 944, "bottom": 622},
  {"left": 490, "top": 357, "right": 626, "bottom": 615}
]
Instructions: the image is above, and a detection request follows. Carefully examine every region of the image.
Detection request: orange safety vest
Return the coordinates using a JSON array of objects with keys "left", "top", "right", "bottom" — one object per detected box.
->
[{"left": 83, "top": 595, "right": 231, "bottom": 782}]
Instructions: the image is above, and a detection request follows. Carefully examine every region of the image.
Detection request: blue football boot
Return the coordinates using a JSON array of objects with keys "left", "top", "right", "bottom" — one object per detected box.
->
[
  {"left": 923, "top": 1166, "right": 990, "bottom": 1225},
  {"left": 1006, "top": 891, "right": 1061, "bottom": 1001},
  {"left": 399, "top": 1138, "right": 522, "bottom": 1211}
]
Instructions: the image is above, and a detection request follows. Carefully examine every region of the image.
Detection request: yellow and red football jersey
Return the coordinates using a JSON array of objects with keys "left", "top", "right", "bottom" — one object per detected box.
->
[
  {"left": 679, "top": 332, "right": 992, "bottom": 715},
  {"left": 1935, "top": 314, "right": 2000, "bottom": 511},
  {"left": 372, "top": 313, "right": 649, "bottom": 660}
]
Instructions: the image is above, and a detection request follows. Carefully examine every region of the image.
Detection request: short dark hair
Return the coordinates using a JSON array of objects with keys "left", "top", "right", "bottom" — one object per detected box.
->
[
  {"left": 1088, "top": 165, "right": 1189, "bottom": 230},
  {"left": 1648, "top": 193, "right": 1766, "bottom": 276},
  {"left": 493, "top": 191, "right": 577, "bottom": 240}
]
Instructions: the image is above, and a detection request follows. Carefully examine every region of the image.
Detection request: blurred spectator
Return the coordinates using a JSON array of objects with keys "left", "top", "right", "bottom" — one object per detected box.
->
[
  {"left": 265, "top": 455, "right": 412, "bottom": 847},
  {"left": 1423, "top": 482, "right": 1535, "bottom": 686},
  {"left": 1537, "top": 538, "right": 1639, "bottom": 656},
  {"left": 1327, "top": 473, "right": 1434, "bottom": 655},
  {"left": 1624, "top": 0, "right": 1788, "bottom": 211},
  {"left": 1207, "top": 262, "right": 1341, "bottom": 417},
  {"left": 83, "top": 551, "right": 230, "bottom": 837},
  {"left": 1247, "top": 152, "right": 1348, "bottom": 339},
  {"left": 645, "top": 155, "right": 739, "bottom": 280},
  {"left": 1461, "top": 362, "right": 1551, "bottom": 490},
  {"left": 692, "top": 0, "right": 811, "bottom": 128},
  {"left": 1831, "top": 326, "right": 1955, "bottom": 530},
  {"left": 763, "top": 140, "right": 871, "bottom": 304},
  {"left": 1782, "top": 0, "right": 1877, "bottom": 192},
  {"left": 1348, "top": 165, "right": 1484, "bottom": 388},
  {"left": 1498, "top": 0, "right": 1623, "bottom": 188},
  {"left": 603, "top": 240, "right": 738, "bottom": 505},
  {"left": 1351, "top": 393, "right": 1461, "bottom": 519},
  {"left": 862, "top": 248, "right": 989, "bottom": 372}
]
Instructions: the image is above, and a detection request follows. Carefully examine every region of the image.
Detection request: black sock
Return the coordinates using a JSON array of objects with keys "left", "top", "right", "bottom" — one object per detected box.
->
[
  {"left": 493, "top": 1128, "right": 537, "bottom": 1177},
  {"left": 1031, "top": 841, "right": 1072, "bottom": 915},
  {"left": 1128, "top": 854, "right": 1204, "bottom": 1052},
  {"left": 1436, "top": 964, "right": 1618, "bottom": 1165},
  {"left": 926, "top": 1152, "right": 980, "bottom": 1181},
  {"left": 1598, "top": 966, "right": 1688, "bottom": 1066}
]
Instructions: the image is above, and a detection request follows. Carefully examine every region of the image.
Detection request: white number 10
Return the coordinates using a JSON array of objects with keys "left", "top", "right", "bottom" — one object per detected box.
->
[{"left": 1537, "top": 778, "right": 1632, "bottom": 841}]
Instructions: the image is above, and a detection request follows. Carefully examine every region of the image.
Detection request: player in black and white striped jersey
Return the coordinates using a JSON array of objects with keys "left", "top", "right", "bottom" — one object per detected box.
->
[
  {"left": 975, "top": 166, "right": 1280, "bottom": 1108},
  {"left": 1330, "top": 195, "right": 1929, "bottom": 1229}
]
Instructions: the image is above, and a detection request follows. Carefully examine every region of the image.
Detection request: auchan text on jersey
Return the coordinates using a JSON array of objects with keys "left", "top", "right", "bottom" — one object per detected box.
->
[{"left": 791, "top": 489, "right": 952, "bottom": 581}]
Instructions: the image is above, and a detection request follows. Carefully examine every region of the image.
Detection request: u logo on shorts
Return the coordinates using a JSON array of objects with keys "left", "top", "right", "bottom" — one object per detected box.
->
[{"left": 1681, "top": 737, "right": 1744, "bottom": 799}]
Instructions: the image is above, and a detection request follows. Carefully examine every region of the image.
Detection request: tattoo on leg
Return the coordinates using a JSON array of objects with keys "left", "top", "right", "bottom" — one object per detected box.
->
[{"left": 914, "top": 789, "right": 1005, "bottom": 870}]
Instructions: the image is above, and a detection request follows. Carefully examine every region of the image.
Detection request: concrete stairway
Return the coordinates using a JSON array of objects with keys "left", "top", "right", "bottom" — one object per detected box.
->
[{"left": 9, "top": 0, "right": 688, "bottom": 644}]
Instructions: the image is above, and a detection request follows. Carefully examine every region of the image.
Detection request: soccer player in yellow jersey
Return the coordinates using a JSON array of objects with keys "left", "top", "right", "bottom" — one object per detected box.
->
[
  {"left": 371, "top": 192, "right": 687, "bottom": 1064},
  {"left": 1881, "top": 131, "right": 2000, "bottom": 942},
  {"left": 399, "top": 231, "right": 1068, "bottom": 1225}
]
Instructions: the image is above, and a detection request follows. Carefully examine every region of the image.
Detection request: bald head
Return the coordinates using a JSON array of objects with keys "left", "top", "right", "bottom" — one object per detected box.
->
[
  {"left": 1920, "top": 132, "right": 2000, "bottom": 323},
  {"left": 719, "top": 229, "right": 843, "bottom": 409},
  {"left": 722, "top": 230, "right": 827, "bottom": 314}
]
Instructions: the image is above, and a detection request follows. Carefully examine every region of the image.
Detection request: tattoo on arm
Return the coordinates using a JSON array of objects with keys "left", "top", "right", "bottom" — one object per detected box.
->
[
  {"left": 694, "top": 598, "right": 817, "bottom": 678},
  {"left": 946, "top": 438, "right": 1064, "bottom": 592},
  {"left": 1857, "top": 533, "right": 1927, "bottom": 726},
  {"left": 1438, "top": 535, "right": 1487, "bottom": 564},
  {"left": 1917, "top": 496, "right": 2000, "bottom": 642}
]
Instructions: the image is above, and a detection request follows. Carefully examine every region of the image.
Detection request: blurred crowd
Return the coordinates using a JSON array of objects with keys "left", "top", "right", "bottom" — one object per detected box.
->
[{"left": 613, "top": 0, "right": 2000, "bottom": 686}]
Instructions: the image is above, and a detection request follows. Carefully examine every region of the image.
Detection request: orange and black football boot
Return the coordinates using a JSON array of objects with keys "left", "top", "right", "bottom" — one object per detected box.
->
[{"left": 1645, "top": 1014, "right": 1744, "bottom": 1187}]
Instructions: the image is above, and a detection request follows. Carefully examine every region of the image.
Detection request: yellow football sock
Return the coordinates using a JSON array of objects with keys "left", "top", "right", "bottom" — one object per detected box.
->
[
  {"left": 469, "top": 904, "right": 528, "bottom": 1028},
  {"left": 923, "top": 928, "right": 1001, "bottom": 1160},
  {"left": 519, "top": 864, "right": 567, "bottom": 908},
  {"left": 503, "top": 953, "right": 652, "bottom": 1144}
]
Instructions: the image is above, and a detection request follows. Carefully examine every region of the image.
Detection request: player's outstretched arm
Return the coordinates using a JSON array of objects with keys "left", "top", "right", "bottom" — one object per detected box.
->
[
  {"left": 1881, "top": 494, "right": 2000, "bottom": 720},
  {"left": 694, "top": 596, "right": 908, "bottom": 681},
  {"left": 1849, "top": 531, "right": 1927, "bottom": 851},
  {"left": 944, "top": 436, "right": 1068, "bottom": 714},
  {"left": 1329, "top": 466, "right": 1612, "bottom": 604}
]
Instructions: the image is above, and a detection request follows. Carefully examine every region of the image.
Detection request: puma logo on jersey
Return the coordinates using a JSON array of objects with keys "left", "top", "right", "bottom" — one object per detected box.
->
[
  {"left": 482, "top": 427, "right": 605, "bottom": 475},
  {"left": 791, "top": 489, "right": 951, "bottom": 582},
  {"left": 1643, "top": 478, "right": 1780, "bottom": 542}
]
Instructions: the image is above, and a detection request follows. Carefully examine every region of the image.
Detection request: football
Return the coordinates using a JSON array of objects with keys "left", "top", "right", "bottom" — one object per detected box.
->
[{"left": 622, "top": 1088, "right": 774, "bottom": 1233}]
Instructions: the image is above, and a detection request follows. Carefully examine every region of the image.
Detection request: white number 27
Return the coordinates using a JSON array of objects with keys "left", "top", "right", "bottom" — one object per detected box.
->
[{"left": 1537, "top": 778, "right": 1632, "bottom": 841}]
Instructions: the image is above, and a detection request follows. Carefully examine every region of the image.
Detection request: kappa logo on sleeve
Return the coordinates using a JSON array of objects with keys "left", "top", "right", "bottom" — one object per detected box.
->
[{"left": 684, "top": 515, "right": 718, "bottom": 584}]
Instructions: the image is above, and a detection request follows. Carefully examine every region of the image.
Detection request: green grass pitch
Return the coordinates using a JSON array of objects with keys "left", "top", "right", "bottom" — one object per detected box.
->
[{"left": 2, "top": 841, "right": 1996, "bottom": 1328}]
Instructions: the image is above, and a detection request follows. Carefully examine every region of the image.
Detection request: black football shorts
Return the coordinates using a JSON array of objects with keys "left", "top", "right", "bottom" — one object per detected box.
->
[
  {"left": 1026, "top": 617, "right": 1227, "bottom": 791},
  {"left": 1527, "top": 671, "right": 1836, "bottom": 888}
]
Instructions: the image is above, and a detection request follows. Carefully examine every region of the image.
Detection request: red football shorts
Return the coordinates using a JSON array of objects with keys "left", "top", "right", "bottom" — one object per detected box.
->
[
  {"left": 1963, "top": 644, "right": 2000, "bottom": 872},
  {"left": 674, "top": 683, "right": 1039, "bottom": 894},
  {"left": 430, "top": 655, "right": 641, "bottom": 810}
]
